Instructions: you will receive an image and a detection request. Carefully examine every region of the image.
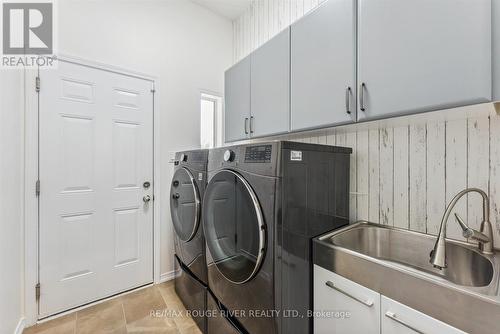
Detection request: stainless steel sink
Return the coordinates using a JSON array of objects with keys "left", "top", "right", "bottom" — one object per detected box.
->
[
  {"left": 327, "top": 224, "right": 494, "bottom": 287},
  {"left": 314, "top": 221, "right": 500, "bottom": 334}
]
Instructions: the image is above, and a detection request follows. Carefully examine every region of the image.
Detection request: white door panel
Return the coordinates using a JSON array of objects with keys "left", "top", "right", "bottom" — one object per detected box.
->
[
  {"left": 105, "top": 71, "right": 153, "bottom": 296},
  {"left": 39, "top": 60, "right": 153, "bottom": 317}
]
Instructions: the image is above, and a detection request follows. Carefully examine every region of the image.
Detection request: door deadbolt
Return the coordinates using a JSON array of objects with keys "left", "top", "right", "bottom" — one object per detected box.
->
[{"left": 143, "top": 181, "right": 151, "bottom": 189}]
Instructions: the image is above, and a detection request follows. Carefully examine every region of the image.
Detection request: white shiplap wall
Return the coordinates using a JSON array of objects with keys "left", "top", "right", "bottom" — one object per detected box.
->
[
  {"left": 233, "top": 0, "right": 327, "bottom": 63},
  {"left": 232, "top": 0, "right": 500, "bottom": 248},
  {"left": 280, "top": 107, "right": 500, "bottom": 249}
]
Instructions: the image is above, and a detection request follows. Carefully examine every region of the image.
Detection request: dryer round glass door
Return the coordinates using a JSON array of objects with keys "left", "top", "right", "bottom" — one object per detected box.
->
[
  {"left": 203, "top": 170, "right": 266, "bottom": 284},
  {"left": 170, "top": 167, "right": 201, "bottom": 242}
]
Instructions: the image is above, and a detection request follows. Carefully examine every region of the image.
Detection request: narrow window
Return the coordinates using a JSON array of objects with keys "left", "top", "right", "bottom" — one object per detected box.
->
[{"left": 200, "top": 93, "right": 223, "bottom": 148}]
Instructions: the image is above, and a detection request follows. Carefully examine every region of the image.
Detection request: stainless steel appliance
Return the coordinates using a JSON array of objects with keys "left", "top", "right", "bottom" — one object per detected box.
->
[
  {"left": 170, "top": 150, "right": 209, "bottom": 333},
  {"left": 202, "top": 141, "right": 352, "bottom": 334}
]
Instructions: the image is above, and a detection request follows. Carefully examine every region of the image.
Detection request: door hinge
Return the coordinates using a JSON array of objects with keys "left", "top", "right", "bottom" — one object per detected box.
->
[
  {"left": 35, "top": 76, "right": 40, "bottom": 93},
  {"left": 35, "top": 180, "right": 40, "bottom": 197},
  {"left": 150, "top": 82, "right": 155, "bottom": 94},
  {"left": 35, "top": 283, "right": 41, "bottom": 301}
]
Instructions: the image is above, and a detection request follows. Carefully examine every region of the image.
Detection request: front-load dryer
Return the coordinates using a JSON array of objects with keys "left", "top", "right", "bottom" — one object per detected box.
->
[
  {"left": 170, "top": 149, "right": 208, "bottom": 333},
  {"left": 202, "top": 141, "right": 352, "bottom": 334}
]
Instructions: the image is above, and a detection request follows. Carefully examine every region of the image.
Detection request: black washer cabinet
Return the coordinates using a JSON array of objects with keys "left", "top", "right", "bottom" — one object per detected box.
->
[
  {"left": 170, "top": 150, "right": 209, "bottom": 333},
  {"left": 202, "top": 141, "right": 352, "bottom": 334}
]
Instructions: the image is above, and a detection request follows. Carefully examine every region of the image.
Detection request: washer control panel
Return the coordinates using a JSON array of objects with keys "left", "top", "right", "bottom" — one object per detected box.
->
[{"left": 244, "top": 145, "right": 272, "bottom": 163}]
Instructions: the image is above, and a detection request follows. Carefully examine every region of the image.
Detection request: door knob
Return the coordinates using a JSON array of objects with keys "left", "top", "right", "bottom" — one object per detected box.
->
[
  {"left": 172, "top": 193, "right": 180, "bottom": 200},
  {"left": 143, "top": 195, "right": 151, "bottom": 203}
]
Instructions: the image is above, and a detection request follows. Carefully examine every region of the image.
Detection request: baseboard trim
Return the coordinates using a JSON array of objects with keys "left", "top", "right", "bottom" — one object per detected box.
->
[
  {"left": 14, "top": 317, "right": 26, "bottom": 334},
  {"left": 159, "top": 270, "right": 178, "bottom": 283}
]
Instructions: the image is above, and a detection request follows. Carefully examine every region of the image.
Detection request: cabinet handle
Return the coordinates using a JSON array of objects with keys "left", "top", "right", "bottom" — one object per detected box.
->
[
  {"left": 385, "top": 311, "right": 425, "bottom": 334},
  {"left": 250, "top": 116, "right": 254, "bottom": 134},
  {"left": 359, "top": 82, "right": 366, "bottom": 112},
  {"left": 345, "top": 86, "right": 352, "bottom": 114},
  {"left": 325, "top": 281, "right": 374, "bottom": 307},
  {"left": 244, "top": 118, "right": 249, "bottom": 135}
]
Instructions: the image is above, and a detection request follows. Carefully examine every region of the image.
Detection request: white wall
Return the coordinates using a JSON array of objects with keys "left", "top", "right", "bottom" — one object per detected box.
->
[
  {"left": 0, "top": 71, "right": 24, "bottom": 334},
  {"left": 282, "top": 105, "right": 500, "bottom": 248},
  {"left": 58, "top": 0, "right": 233, "bottom": 278},
  {"left": 232, "top": 0, "right": 500, "bottom": 248}
]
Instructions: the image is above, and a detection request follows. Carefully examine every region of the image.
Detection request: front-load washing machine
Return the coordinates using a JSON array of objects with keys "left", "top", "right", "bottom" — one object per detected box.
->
[
  {"left": 202, "top": 141, "right": 352, "bottom": 334},
  {"left": 170, "top": 150, "right": 209, "bottom": 333}
]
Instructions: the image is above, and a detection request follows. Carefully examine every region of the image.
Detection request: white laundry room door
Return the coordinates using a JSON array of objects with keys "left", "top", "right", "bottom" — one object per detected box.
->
[{"left": 39, "top": 59, "right": 154, "bottom": 317}]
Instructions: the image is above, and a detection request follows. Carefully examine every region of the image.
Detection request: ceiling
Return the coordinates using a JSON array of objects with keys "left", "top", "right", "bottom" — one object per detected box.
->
[{"left": 190, "top": 0, "right": 253, "bottom": 20}]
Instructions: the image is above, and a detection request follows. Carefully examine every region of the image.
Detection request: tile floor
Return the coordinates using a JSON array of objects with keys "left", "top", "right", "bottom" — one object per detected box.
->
[{"left": 24, "top": 281, "right": 202, "bottom": 334}]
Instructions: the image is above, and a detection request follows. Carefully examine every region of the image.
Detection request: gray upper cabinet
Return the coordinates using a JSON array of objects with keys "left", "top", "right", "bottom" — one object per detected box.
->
[
  {"left": 250, "top": 28, "right": 290, "bottom": 138},
  {"left": 225, "top": 56, "right": 251, "bottom": 142},
  {"left": 357, "top": 0, "right": 492, "bottom": 121},
  {"left": 225, "top": 0, "right": 493, "bottom": 142},
  {"left": 291, "top": 0, "right": 356, "bottom": 131},
  {"left": 494, "top": 0, "right": 500, "bottom": 102}
]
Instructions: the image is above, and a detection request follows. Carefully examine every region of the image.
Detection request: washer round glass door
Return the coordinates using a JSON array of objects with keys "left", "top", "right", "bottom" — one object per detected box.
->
[
  {"left": 203, "top": 170, "right": 266, "bottom": 284},
  {"left": 170, "top": 167, "right": 201, "bottom": 242}
]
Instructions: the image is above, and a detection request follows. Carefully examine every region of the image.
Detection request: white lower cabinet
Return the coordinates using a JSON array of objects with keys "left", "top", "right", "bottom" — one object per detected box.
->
[
  {"left": 314, "top": 265, "right": 466, "bottom": 334},
  {"left": 314, "top": 265, "right": 380, "bottom": 334},
  {"left": 381, "top": 297, "right": 465, "bottom": 334}
]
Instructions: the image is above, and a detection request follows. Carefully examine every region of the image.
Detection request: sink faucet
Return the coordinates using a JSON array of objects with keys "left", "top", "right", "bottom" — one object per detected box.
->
[{"left": 430, "top": 188, "right": 494, "bottom": 269}]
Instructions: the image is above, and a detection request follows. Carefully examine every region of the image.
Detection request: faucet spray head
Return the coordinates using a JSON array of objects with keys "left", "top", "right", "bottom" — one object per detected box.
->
[
  {"left": 430, "top": 236, "right": 447, "bottom": 270},
  {"left": 455, "top": 213, "right": 491, "bottom": 243}
]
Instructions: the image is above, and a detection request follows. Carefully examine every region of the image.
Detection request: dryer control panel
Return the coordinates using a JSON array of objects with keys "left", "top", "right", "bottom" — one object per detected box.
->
[{"left": 244, "top": 145, "right": 272, "bottom": 163}]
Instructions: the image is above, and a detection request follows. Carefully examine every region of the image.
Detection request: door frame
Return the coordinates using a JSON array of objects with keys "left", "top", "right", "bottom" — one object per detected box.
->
[{"left": 24, "top": 55, "right": 161, "bottom": 325}]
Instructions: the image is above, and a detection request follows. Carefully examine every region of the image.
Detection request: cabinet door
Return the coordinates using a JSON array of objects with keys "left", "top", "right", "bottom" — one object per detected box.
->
[
  {"left": 291, "top": 0, "right": 356, "bottom": 131},
  {"left": 225, "top": 57, "right": 251, "bottom": 142},
  {"left": 494, "top": 0, "right": 500, "bottom": 102},
  {"left": 250, "top": 28, "right": 290, "bottom": 138},
  {"left": 314, "top": 265, "right": 380, "bottom": 334},
  {"left": 381, "top": 296, "right": 466, "bottom": 334},
  {"left": 358, "top": 0, "right": 491, "bottom": 120}
]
